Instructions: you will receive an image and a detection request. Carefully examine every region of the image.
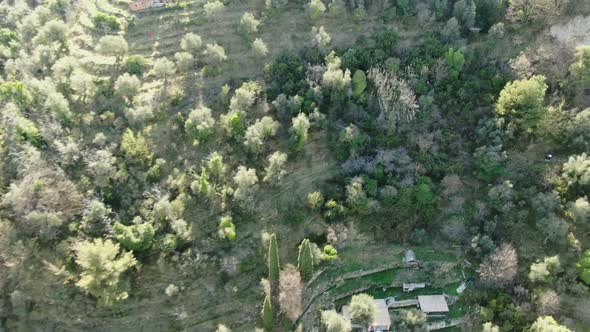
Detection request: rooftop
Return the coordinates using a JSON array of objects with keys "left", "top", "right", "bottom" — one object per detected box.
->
[{"left": 418, "top": 295, "right": 449, "bottom": 313}]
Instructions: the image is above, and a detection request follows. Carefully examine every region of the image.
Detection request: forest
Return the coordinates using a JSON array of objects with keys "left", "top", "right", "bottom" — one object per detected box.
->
[{"left": 0, "top": 0, "right": 590, "bottom": 331}]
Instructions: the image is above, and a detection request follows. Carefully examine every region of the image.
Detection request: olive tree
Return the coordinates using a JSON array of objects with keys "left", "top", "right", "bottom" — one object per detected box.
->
[
  {"left": 203, "top": 43, "right": 227, "bottom": 65},
  {"left": 321, "top": 310, "right": 351, "bottom": 332},
  {"left": 349, "top": 294, "right": 376, "bottom": 326},
  {"left": 252, "top": 38, "right": 269, "bottom": 58},
  {"left": 263, "top": 151, "right": 288, "bottom": 184},
  {"left": 290, "top": 113, "right": 310, "bottom": 151},
  {"left": 180, "top": 32, "right": 203, "bottom": 55},
  {"left": 233, "top": 166, "right": 258, "bottom": 201},
  {"left": 239, "top": 12, "right": 261, "bottom": 34},
  {"left": 244, "top": 116, "right": 280, "bottom": 153},
  {"left": 204, "top": 0, "right": 225, "bottom": 19},
  {"left": 96, "top": 35, "right": 128, "bottom": 64},
  {"left": 185, "top": 104, "right": 216, "bottom": 142}
]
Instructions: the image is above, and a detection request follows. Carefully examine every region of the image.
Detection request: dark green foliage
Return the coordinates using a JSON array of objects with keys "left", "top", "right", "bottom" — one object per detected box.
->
[
  {"left": 114, "top": 221, "right": 155, "bottom": 251},
  {"left": 93, "top": 13, "right": 120, "bottom": 31},
  {"left": 124, "top": 55, "right": 146, "bottom": 76},
  {"left": 265, "top": 54, "right": 309, "bottom": 99},
  {"left": 268, "top": 233, "right": 280, "bottom": 283},
  {"left": 297, "top": 239, "right": 314, "bottom": 281}
]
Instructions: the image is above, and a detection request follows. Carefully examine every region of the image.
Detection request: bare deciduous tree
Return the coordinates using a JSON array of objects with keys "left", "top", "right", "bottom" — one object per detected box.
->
[
  {"left": 279, "top": 264, "right": 303, "bottom": 321},
  {"left": 479, "top": 243, "right": 518, "bottom": 288}
]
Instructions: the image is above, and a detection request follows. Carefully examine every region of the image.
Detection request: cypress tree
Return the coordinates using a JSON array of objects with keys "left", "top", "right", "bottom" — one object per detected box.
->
[
  {"left": 297, "top": 239, "right": 314, "bottom": 281},
  {"left": 262, "top": 295, "right": 273, "bottom": 331},
  {"left": 268, "top": 233, "right": 280, "bottom": 283}
]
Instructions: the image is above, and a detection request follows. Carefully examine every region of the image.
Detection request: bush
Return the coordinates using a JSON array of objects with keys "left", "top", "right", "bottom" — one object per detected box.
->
[
  {"left": 124, "top": 55, "right": 146, "bottom": 75},
  {"left": 93, "top": 13, "right": 120, "bottom": 31},
  {"left": 114, "top": 219, "right": 155, "bottom": 251}
]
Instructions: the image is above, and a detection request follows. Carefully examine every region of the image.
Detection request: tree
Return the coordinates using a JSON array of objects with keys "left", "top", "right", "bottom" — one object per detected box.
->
[
  {"left": 93, "top": 13, "right": 120, "bottom": 31},
  {"left": 240, "top": 12, "right": 260, "bottom": 34},
  {"left": 215, "top": 324, "right": 230, "bottom": 332},
  {"left": 441, "top": 17, "right": 461, "bottom": 42},
  {"left": 204, "top": 0, "right": 225, "bottom": 19},
  {"left": 473, "top": 145, "right": 508, "bottom": 183},
  {"left": 33, "top": 20, "right": 69, "bottom": 51},
  {"left": 567, "top": 46, "right": 590, "bottom": 96},
  {"left": 479, "top": 243, "right": 518, "bottom": 288},
  {"left": 230, "top": 81, "right": 261, "bottom": 112},
  {"left": 263, "top": 151, "right": 288, "bottom": 183},
  {"left": 349, "top": 293, "right": 376, "bottom": 326},
  {"left": 124, "top": 55, "right": 146, "bottom": 75},
  {"left": 529, "top": 316, "right": 572, "bottom": 332},
  {"left": 114, "top": 220, "right": 155, "bottom": 251},
  {"left": 562, "top": 153, "right": 590, "bottom": 191},
  {"left": 203, "top": 43, "right": 227, "bottom": 65},
  {"left": 322, "top": 51, "right": 351, "bottom": 92},
  {"left": 322, "top": 245, "right": 338, "bottom": 260},
  {"left": 185, "top": 104, "right": 216, "bottom": 142},
  {"left": 452, "top": 0, "right": 476, "bottom": 28},
  {"left": 297, "top": 239, "right": 314, "bottom": 281},
  {"left": 152, "top": 57, "right": 176, "bottom": 82},
  {"left": 114, "top": 73, "right": 140, "bottom": 101},
  {"left": 279, "top": 264, "right": 303, "bottom": 321},
  {"left": 261, "top": 295, "right": 273, "bottom": 331},
  {"left": 482, "top": 322, "right": 500, "bottom": 332},
  {"left": 290, "top": 113, "right": 310, "bottom": 151},
  {"left": 244, "top": 116, "right": 280, "bottom": 153},
  {"left": 312, "top": 26, "right": 331, "bottom": 49},
  {"left": 174, "top": 51, "right": 194, "bottom": 73},
  {"left": 207, "top": 151, "right": 226, "bottom": 181},
  {"left": 321, "top": 310, "right": 351, "bottom": 332},
  {"left": 96, "top": 35, "right": 128, "bottom": 64},
  {"left": 529, "top": 256, "right": 561, "bottom": 283},
  {"left": 252, "top": 38, "right": 269, "bottom": 58},
  {"left": 537, "top": 214, "right": 569, "bottom": 245},
  {"left": 308, "top": 0, "right": 326, "bottom": 19},
  {"left": 233, "top": 166, "right": 258, "bottom": 201},
  {"left": 267, "top": 233, "right": 281, "bottom": 303},
  {"left": 444, "top": 48, "right": 465, "bottom": 80},
  {"left": 180, "top": 32, "right": 202, "bottom": 55},
  {"left": 398, "top": 308, "right": 427, "bottom": 331},
  {"left": 218, "top": 215, "right": 236, "bottom": 240},
  {"left": 0, "top": 81, "right": 31, "bottom": 107},
  {"left": 495, "top": 75, "right": 548, "bottom": 133},
  {"left": 307, "top": 191, "right": 324, "bottom": 210},
  {"left": 121, "top": 129, "right": 153, "bottom": 164},
  {"left": 352, "top": 70, "right": 367, "bottom": 97},
  {"left": 507, "top": 0, "right": 558, "bottom": 24},
  {"left": 577, "top": 250, "right": 590, "bottom": 285},
  {"left": 368, "top": 67, "right": 418, "bottom": 133},
  {"left": 568, "top": 197, "right": 590, "bottom": 223},
  {"left": 535, "top": 289, "right": 560, "bottom": 316},
  {"left": 75, "top": 238, "right": 137, "bottom": 306}
]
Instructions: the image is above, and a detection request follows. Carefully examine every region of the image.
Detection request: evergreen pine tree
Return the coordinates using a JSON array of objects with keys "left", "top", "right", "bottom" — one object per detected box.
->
[
  {"left": 268, "top": 233, "right": 280, "bottom": 282},
  {"left": 297, "top": 239, "right": 314, "bottom": 281},
  {"left": 262, "top": 295, "right": 273, "bottom": 331}
]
